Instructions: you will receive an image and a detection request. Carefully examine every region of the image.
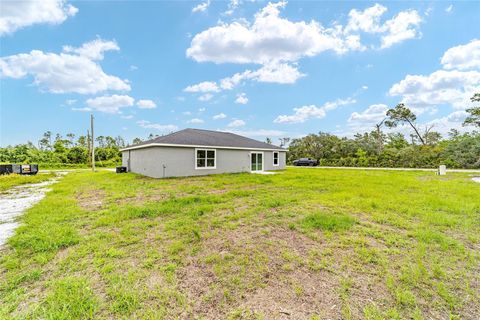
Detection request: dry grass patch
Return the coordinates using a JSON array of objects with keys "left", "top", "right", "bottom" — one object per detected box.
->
[{"left": 76, "top": 189, "right": 106, "bottom": 211}]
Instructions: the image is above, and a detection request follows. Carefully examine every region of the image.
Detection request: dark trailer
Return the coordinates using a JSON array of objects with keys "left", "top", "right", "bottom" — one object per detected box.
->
[{"left": 0, "top": 164, "right": 39, "bottom": 175}]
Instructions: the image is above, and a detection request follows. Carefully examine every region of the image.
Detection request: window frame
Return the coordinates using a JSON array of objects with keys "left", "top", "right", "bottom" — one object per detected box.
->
[
  {"left": 250, "top": 151, "right": 264, "bottom": 172},
  {"left": 195, "top": 148, "right": 216, "bottom": 170},
  {"left": 273, "top": 151, "right": 279, "bottom": 166}
]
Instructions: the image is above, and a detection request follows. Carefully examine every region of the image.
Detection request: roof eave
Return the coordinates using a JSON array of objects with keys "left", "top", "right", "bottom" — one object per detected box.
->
[{"left": 120, "top": 143, "right": 286, "bottom": 152}]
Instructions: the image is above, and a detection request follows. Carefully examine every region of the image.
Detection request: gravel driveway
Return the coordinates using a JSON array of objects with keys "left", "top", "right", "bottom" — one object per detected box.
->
[{"left": 0, "top": 175, "right": 63, "bottom": 247}]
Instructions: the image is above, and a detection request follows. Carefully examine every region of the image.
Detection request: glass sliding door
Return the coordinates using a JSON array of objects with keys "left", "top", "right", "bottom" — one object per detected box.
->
[
  {"left": 251, "top": 152, "right": 263, "bottom": 171},
  {"left": 251, "top": 153, "right": 257, "bottom": 171}
]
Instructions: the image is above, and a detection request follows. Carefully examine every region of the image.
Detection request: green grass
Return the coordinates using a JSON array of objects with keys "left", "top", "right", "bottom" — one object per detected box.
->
[
  {"left": 301, "top": 211, "right": 356, "bottom": 231},
  {"left": 0, "top": 173, "right": 55, "bottom": 192},
  {"left": 0, "top": 168, "right": 479, "bottom": 319}
]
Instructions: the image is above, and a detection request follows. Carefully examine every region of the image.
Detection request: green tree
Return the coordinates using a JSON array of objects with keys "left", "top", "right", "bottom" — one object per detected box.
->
[
  {"left": 67, "top": 146, "right": 87, "bottom": 163},
  {"left": 385, "top": 103, "right": 425, "bottom": 145},
  {"left": 39, "top": 131, "right": 52, "bottom": 150},
  {"left": 463, "top": 93, "right": 480, "bottom": 128},
  {"left": 373, "top": 118, "right": 387, "bottom": 154},
  {"left": 423, "top": 130, "right": 442, "bottom": 146},
  {"left": 66, "top": 133, "right": 75, "bottom": 146},
  {"left": 96, "top": 136, "right": 106, "bottom": 148},
  {"left": 386, "top": 133, "right": 409, "bottom": 150}
]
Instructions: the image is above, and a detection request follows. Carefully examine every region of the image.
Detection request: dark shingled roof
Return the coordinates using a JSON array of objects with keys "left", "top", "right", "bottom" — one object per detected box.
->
[{"left": 123, "top": 128, "right": 285, "bottom": 151}]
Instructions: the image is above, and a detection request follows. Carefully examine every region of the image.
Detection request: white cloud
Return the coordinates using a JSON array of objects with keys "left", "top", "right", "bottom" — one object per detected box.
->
[
  {"left": 198, "top": 107, "right": 206, "bottom": 112},
  {"left": 389, "top": 69, "right": 480, "bottom": 110},
  {"left": 228, "top": 129, "right": 286, "bottom": 138},
  {"left": 65, "top": 99, "right": 76, "bottom": 105},
  {"left": 213, "top": 113, "right": 227, "bottom": 120},
  {"left": 85, "top": 95, "right": 135, "bottom": 114},
  {"left": 274, "top": 97, "right": 356, "bottom": 124},
  {"left": 227, "top": 119, "right": 246, "bottom": 127},
  {"left": 0, "top": 39, "right": 130, "bottom": 94},
  {"left": 0, "top": 0, "right": 78, "bottom": 36},
  {"left": 187, "top": 1, "right": 362, "bottom": 65},
  {"left": 379, "top": 10, "right": 422, "bottom": 49},
  {"left": 121, "top": 115, "right": 134, "bottom": 119},
  {"left": 425, "top": 111, "right": 470, "bottom": 135},
  {"left": 235, "top": 93, "right": 248, "bottom": 104},
  {"left": 136, "top": 99, "right": 157, "bottom": 109},
  {"left": 183, "top": 81, "right": 219, "bottom": 93},
  {"left": 188, "top": 2, "right": 422, "bottom": 65},
  {"left": 345, "top": 4, "right": 422, "bottom": 49},
  {"left": 184, "top": 2, "right": 420, "bottom": 97},
  {"left": 249, "top": 62, "right": 304, "bottom": 84},
  {"left": 389, "top": 39, "right": 480, "bottom": 115},
  {"left": 445, "top": 5, "right": 453, "bottom": 13},
  {"left": 347, "top": 104, "right": 389, "bottom": 133},
  {"left": 274, "top": 105, "right": 326, "bottom": 124},
  {"left": 362, "top": 85, "right": 368, "bottom": 90},
  {"left": 199, "top": 93, "right": 213, "bottom": 101},
  {"left": 182, "top": 111, "right": 192, "bottom": 116},
  {"left": 188, "top": 118, "right": 204, "bottom": 124},
  {"left": 218, "top": 62, "right": 305, "bottom": 91},
  {"left": 220, "top": 72, "right": 244, "bottom": 90},
  {"left": 345, "top": 3, "right": 388, "bottom": 33},
  {"left": 71, "top": 107, "right": 91, "bottom": 112},
  {"left": 192, "top": 0, "right": 210, "bottom": 13},
  {"left": 185, "top": 62, "right": 305, "bottom": 99},
  {"left": 441, "top": 39, "right": 480, "bottom": 71},
  {"left": 223, "top": 0, "right": 240, "bottom": 15},
  {"left": 63, "top": 39, "right": 119, "bottom": 60},
  {"left": 137, "top": 120, "right": 178, "bottom": 132}
]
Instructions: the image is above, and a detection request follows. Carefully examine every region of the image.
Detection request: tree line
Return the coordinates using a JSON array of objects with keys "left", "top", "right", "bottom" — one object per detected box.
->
[
  {"left": 0, "top": 131, "right": 165, "bottom": 168},
  {"left": 285, "top": 94, "right": 480, "bottom": 168},
  {"left": 1, "top": 94, "right": 479, "bottom": 169}
]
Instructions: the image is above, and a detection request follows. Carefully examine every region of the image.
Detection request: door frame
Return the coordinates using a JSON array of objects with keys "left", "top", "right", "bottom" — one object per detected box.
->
[{"left": 250, "top": 151, "right": 264, "bottom": 172}]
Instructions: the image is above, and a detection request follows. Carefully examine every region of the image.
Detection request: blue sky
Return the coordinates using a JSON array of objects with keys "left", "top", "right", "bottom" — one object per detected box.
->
[{"left": 1, "top": 0, "right": 479, "bottom": 146}]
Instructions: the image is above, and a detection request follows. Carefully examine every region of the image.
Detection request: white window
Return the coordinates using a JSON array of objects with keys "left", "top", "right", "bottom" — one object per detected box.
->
[
  {"left": 195, "top": 149, "right": 216, "bottom": 169},
  {"left": 273, "top": 151, "right": 279, "bottom": 166}
]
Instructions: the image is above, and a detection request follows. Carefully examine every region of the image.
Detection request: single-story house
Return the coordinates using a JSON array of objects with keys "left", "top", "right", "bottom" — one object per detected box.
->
[{"left": 120, "top": 128, "right": 286, "bottom": 178}]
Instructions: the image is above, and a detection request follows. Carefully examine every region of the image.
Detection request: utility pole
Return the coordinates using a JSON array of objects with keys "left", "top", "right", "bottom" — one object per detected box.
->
[
  {"left": 91, "top": 114, "right": 95, "bottom": 172},
  {"left": 87, "top": 130, "right": 91, "bottom": 166}
]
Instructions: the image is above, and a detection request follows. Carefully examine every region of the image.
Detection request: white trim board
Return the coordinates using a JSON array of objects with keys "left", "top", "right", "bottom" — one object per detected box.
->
[
  {"left": 250, "top": 151, "right": 264, "bottom": 172},
  {"left": 273, "top": 151, "right": 279, "bottom": 166},
  {"left": 121, "top": 143, "right": 285, "bottom": 152},
  {"left": 195, "top": 148, "right": 216, "bottom": 170}
]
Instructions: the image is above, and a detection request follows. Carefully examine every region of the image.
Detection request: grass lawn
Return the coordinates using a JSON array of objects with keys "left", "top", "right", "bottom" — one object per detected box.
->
[
  {"left": 0, "top": 173, "right": 56, "bottom": 193},
  {"left": 0, "top": 168, "right": 479, "bottom": 319}
]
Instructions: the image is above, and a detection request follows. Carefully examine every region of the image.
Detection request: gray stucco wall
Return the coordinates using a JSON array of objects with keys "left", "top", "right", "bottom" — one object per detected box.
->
[{"left": 122, "top": 146, "right": 286, "bottom": 178}]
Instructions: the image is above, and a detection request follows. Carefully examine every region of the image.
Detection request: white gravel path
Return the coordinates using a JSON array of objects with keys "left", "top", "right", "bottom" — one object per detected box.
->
[{"left": 0, "top": 175, "right": 63, "bottom": 247}]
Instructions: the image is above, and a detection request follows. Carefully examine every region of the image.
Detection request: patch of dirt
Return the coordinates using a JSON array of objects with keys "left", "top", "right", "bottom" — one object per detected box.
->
[
  {"left": 77, "top": 189, "right": 106, "bottom": 211},
  {"left": 239, "top": 268, "right": 341, "bottom": 319},
  {"left": 207, "top": 189, "right": 229, "bottom": 195},
  {"left": 176, "top": 226, "right": 392, "bottom": 319},
  {"left": 115, "top": 192, "right": 169, "bottom": 205}
]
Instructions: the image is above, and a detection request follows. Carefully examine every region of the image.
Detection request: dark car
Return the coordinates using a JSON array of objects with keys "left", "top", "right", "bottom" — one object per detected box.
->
[{"left": 292, "top": 158, "right": 318, "bottom": 166}]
